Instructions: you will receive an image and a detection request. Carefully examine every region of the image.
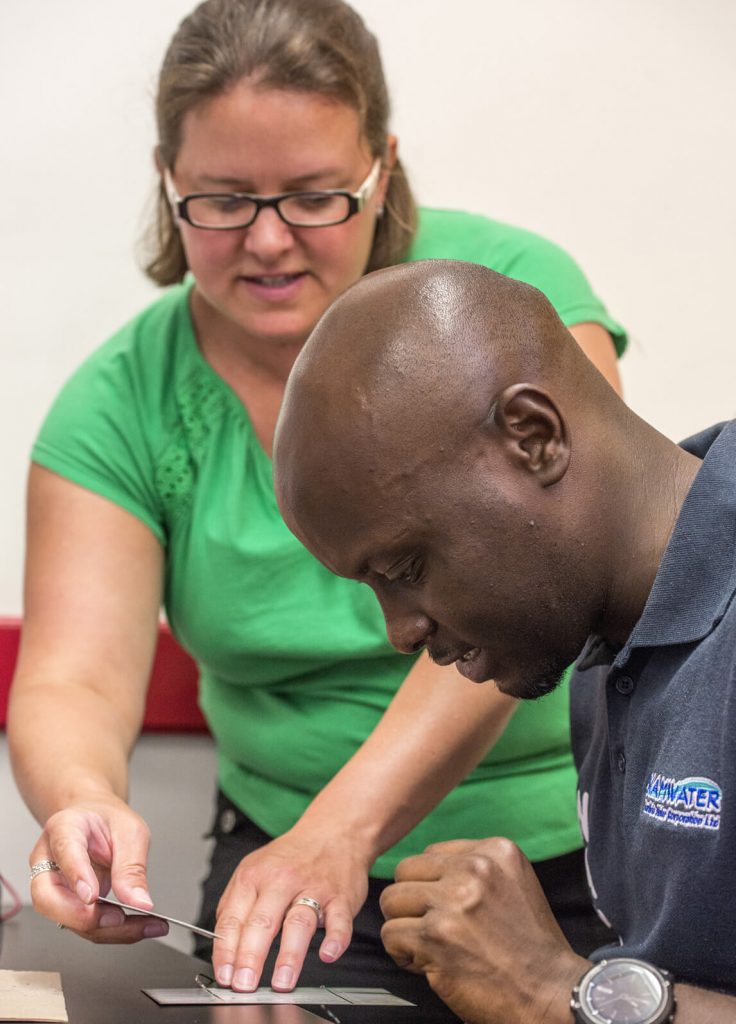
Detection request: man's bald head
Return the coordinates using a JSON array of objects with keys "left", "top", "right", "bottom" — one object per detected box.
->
[
  {"left": 276, "top": 260, "right": 613, "bottom": 546},
  {"left": 289, "top": 257, "right": 565, "bottom": 385},
  {"left": 273, "top": 260, "right": 652, "bottom": 697}
]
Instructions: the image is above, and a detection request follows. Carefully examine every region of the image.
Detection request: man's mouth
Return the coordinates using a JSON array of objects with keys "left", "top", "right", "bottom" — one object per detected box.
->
[
  {"left": 455, "top": 647, "right": 495, "bottom": 684},
  {"left": 428, "top": 644, "right": 493, "bottom": 683},
  {"left": 428, "top": 645, "right": 481, "bottom": 668}
]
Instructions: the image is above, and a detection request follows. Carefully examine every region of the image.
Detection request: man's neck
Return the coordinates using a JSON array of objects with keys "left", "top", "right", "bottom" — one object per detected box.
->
[{"left": 599, "top": 434, "right": 702, "bottom": 647}]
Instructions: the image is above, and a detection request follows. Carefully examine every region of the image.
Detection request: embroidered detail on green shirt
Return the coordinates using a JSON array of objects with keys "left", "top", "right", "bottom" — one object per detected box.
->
[{"left": 155, "top": 365, "right": 232, "bottom": 522}]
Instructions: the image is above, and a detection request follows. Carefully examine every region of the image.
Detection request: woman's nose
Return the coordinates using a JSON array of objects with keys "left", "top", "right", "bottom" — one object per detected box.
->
[{"left": 242, "top": 206, "right": 295, "bottom": 260}]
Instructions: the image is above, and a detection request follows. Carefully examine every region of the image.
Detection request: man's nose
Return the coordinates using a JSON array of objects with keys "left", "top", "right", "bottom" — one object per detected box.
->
[{"left": 378, "top": 595, "right": 433, "bottom": 655}]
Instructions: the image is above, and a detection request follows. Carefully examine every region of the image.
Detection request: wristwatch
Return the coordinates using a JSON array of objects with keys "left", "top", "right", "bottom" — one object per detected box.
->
[{"left": 571, "top": 958, "right": 675, "bottom": 1023}]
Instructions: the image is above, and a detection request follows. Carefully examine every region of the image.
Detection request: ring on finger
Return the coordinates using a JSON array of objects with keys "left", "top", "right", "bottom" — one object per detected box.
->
[
  {"left": 290, "top": 896, "right": 323, "bottom": 926},
  {"left": 29, "top": 860, "right": 62, "bottom": 882}
]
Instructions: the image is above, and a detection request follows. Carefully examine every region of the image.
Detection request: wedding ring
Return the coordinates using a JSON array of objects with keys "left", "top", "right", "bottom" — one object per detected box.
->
[
  {"left": 291, "top": 896, "right": 323, "bottom": 925},
  {"left": 29, "top": 860, "right": 61, "bottom": 881}
]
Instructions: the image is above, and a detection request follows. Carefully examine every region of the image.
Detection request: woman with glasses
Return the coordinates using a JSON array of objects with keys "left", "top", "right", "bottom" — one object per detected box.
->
[{"left": 8, "top": 0, "right": 625, "bottom": 1013}]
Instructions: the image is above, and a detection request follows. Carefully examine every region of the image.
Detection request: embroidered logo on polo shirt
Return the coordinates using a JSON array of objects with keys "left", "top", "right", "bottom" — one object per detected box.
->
[{"left": 643, "top": 772, "right": 722, "bottom": 831}]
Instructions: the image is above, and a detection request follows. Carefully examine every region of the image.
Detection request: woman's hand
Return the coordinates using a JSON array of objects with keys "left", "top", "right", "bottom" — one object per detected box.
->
[
  {"left": 28, "top": 794, "right": 168, "bottom": 944},
  {"left": 211, "top": 823, "right": 370, "bottom": 992},
  {"left": 380, "top": 838, "right": 588, "bottom": 1024},
  {"left": 209, "top": 655, "right": 519, "bottom": 993}
]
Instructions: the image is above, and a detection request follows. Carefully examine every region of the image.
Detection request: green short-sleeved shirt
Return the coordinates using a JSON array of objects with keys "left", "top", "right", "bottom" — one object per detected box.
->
[{"left": 32, "top": 208, "right": 626, "bottom": 875}]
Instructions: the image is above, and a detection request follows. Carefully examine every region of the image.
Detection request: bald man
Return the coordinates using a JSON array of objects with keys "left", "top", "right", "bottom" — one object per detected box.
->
[{"left": 274, "top": 261, "right": 736, "bottom": 1023}]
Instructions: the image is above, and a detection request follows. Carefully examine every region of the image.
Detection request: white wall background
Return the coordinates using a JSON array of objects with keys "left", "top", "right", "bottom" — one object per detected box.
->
[
  {"left": 2, "top": 0, "right": 735, "bottom": 949},
  {"left": 2, "top": 0, "right": 735, "bottom": 612}
]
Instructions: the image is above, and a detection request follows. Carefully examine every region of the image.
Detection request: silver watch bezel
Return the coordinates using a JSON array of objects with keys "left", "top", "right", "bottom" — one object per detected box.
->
[{"left": 570, "top": 958, "right": 675, "bottom": 1024}]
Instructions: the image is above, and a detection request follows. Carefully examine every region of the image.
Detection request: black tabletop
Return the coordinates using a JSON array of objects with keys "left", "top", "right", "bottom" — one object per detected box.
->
[{"left": 0, "top": 910, "right": 456, "bottom": 1023}]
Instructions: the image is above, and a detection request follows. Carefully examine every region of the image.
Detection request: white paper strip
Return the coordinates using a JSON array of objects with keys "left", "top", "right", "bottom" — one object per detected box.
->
[{"left": 143, "top": 985, "right": 416, "bottom": 1007}]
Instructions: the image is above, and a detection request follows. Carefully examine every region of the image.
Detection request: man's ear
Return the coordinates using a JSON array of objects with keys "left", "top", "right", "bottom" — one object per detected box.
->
[{"left": 490, "top": 384, "right": 570, "bottom": 486}]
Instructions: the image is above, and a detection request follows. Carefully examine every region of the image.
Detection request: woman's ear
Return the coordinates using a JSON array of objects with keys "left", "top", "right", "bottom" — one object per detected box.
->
[
  {"left": 490, "top": 383, "right": 570, "bottom": 487},
  {"left": 378, "top": 135, "right": 398, "bottom": 210}
]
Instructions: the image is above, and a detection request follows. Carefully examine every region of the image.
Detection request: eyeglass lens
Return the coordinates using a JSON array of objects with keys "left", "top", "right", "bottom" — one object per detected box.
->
[{"left": 186, "top": 191, "right": 352, "bottom": 228}]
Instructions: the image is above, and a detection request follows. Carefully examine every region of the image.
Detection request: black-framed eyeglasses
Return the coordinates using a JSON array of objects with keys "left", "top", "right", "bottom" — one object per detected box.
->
[{"left": 164, "top": 158, "right": 382, "bottom": 231}]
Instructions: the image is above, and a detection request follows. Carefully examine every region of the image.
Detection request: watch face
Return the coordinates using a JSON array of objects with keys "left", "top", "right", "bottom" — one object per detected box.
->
[{"left": 581, "top": 960, "right": 668, "bottom": 1023}]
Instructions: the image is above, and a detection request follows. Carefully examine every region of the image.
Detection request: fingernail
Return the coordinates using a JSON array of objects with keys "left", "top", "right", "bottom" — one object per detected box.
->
[
  {"left": 143, "top": 921, "right": 169, "bottom": 939},
  {"left": 76, "top": 880, "right": 93, "bottom": 903},
  {"left": 216, "top": 964, "right": 233, "bottom": 987},
  {"left": 100, "top": 911, "right": 125, "bottom": 928},
  {"left": 273, "top": 966, "right": 295, "bottom": 990},
  {"left": 233, "top": 967, "right": 256, "bottom": 991},
  {"left": 321, "top": 941, "right": 340, "bottom": 961},
  {"left": 132, "top": 886, "right": 153, "bottom": 908}
]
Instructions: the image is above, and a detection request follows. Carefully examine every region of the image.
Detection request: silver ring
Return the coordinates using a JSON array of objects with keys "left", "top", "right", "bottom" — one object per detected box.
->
[
  {"left": 57, "top": 923, "right": 66, "bottom": 930},
  {"left": 29, "top": 860, "right": 61, "bottom": 881},
  {"left": 291, "top": 896, "right": 323, "bottom": 925}
]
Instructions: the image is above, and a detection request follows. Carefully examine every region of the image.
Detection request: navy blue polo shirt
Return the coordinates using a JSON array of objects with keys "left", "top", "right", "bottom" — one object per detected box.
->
[{"left": 570, "top": 421, "right": 736, "bottom": 993}]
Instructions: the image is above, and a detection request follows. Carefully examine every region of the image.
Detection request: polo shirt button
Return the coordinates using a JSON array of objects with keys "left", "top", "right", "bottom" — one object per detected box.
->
[
  {"left": 616, "top": 675, "right": 635, "bottom": 695},
  {"left": 617, "top": 751, "right": 627, "bottom": 773},
  {"left": 220, "top": 808, "right": 237, "bottom": 834}
]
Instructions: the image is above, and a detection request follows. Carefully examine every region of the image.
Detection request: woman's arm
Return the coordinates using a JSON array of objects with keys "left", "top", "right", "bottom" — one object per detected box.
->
[
  {"left": 568, "top": 322, "right": 622, "bottom": 395},
  {"left": 8, "top": 464, "right": 166, "bottom": 940}
]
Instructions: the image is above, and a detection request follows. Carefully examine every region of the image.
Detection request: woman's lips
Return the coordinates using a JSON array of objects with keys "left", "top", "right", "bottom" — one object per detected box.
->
[{"left": 239, "top": 271, "right": 308, "bottom": 301}]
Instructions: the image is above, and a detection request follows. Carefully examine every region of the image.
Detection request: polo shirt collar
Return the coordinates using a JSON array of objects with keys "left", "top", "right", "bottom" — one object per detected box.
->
[{"left": 583, "top": 420, "right": 736, "bottom": 671}]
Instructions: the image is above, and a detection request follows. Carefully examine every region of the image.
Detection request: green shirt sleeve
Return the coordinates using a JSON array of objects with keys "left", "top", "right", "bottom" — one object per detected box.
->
[
  {"left": 32, "top": 316, "right": 168, "bottom": 544},
  {"left": 407, "top": 208, "right": 627, "bottom": 355}
]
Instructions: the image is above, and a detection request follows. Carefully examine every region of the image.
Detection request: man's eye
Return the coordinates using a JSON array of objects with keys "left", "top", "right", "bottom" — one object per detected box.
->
[{"left": 399, "top": 559, "right": 424, "bottom": 584}]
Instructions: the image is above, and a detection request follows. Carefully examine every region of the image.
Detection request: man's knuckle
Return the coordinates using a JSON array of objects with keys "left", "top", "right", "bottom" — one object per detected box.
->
[
  {"left": 489, "top": 836, "right": 523, "bottom": 867},
  {"left": 460, "top": 852, "right": 494, "bottom": 880},
  {"left": 425, "top": 910, "right": 458, "bottom": 944},
  {"left": 453, "top": 875, "right": 487, "bottom": 910}
]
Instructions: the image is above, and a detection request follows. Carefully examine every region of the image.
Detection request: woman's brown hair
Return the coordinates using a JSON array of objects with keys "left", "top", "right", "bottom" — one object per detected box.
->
[{"left": 143, "top": 0, "right": 417, "bottom": 285}]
